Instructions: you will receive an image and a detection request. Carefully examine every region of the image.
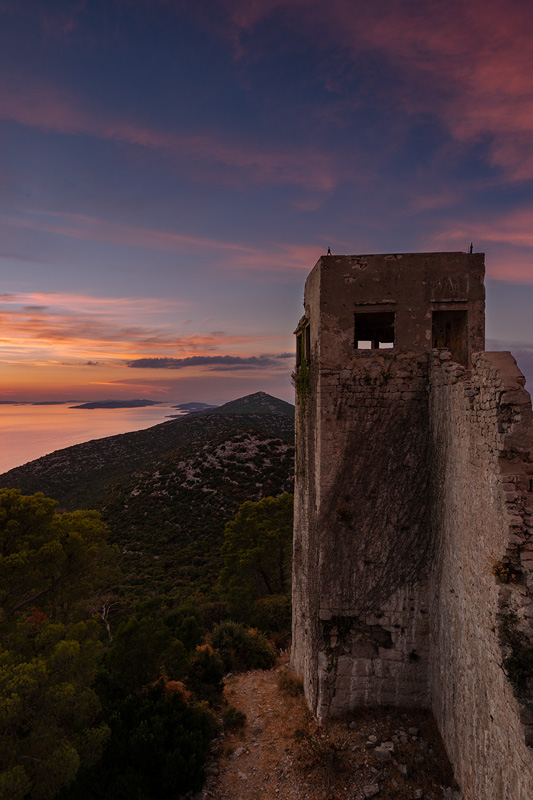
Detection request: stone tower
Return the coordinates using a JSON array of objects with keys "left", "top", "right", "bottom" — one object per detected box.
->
[{"left": 291, "top": 252, "right": 533, "bottom": 798}]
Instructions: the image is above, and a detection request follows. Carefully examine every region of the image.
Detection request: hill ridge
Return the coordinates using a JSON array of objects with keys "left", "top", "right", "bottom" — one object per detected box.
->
[
  {"left": 0, "top": 391, "right": 295, "bottom": 598},
  {"left": 0, "top": 392, "right": 293, "bottom": 490}
]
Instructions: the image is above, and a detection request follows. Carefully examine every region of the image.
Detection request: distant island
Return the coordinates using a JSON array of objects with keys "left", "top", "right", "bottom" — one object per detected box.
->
[
  {"left": 0, "top": 400, "right": 78, "bottom": 405},
  {"left": 32, "top": 401, "right": 72, "bottom": 405},
  {"left": 70, "top": 399, "right": 162, "bottom": 409},
  {"left": 170, "top": 402, "right": 218, "bottom": 414}
]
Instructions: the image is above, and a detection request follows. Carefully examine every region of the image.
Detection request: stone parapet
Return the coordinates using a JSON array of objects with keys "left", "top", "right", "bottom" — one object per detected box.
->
[
  {"left": 429, "top": 349, "right": 533, "bottom": 799},
  {"left": 291, "top": 253, "right": 533, "bottom": 799}
]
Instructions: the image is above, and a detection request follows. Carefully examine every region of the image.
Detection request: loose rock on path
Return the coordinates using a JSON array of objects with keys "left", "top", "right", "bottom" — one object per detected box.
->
[{"left": 200, "top": 658, "right": 462, "bottom": 800}]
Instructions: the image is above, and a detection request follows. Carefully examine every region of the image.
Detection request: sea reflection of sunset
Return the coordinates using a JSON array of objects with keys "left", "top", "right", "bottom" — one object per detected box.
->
[{"left": 0, "top": 404, "right": 179, "bottom": 474}]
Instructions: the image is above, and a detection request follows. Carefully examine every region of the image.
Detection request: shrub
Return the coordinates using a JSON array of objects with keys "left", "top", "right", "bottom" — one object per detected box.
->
[
  {"left": 61, "top": 682, "right": 216, "bottom": 800},
  {"left": 293, "top": 724, "right": 349, "bottom": 794},
  {"left": 187, "top": 645, "right": 225, "bottom": 704},
  {"left": 490, "top": 558, "right": 518, "bottom": 584},
  {"left": 174, "top": 615, "right": 204, "bottom": 651},
  {"left": 277, "top": 668, "right": 304, "bottom": 697},
  {"left": 222, "top": 705, "right": 246, "bottom": 730},
  {"left": 210, "top": 621, "right": 276, "bottom": 672},
  {"left": 500, "top": 612, "right": 533, "bottom": 694},
  {"left": 106, "top": 616, "right": 187, "bottom": 691},
  {"left": 253, "top": 594, "right": 291, "bottom": 634}
]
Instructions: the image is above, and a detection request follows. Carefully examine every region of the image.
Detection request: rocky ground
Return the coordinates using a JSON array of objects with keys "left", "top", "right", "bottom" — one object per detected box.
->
[{"left": 198, "top": 658, "right": 463, "bottom": 800}]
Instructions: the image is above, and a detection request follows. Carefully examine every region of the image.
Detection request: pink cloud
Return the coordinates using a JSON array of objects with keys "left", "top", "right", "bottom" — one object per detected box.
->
[
  {"left": 230, "top": 241, "right": 324, "bottom": 273},
  {"left": 408, "top": 190, "right": 464, "bottom": 215},
  {"left": 1, "top": 210, "right": 257, "bottom": 255},
  {"left": 0, "top": 291, "right": 187, "bottom": 315},
  {"left": 40, "top": 2, "right": 85, "bottom": 38},
  {"left": 428, "top": 209, "right": 533, "bottom": 282},
  {"left": 0, "top": 293, "right": 258, "bottom": 365},
  {"left": 434, "top": 209, "right": 533, "bottom": 249},
  {"left": 214, "top": 0, "right": 533, "bottom": 182},
  {"left": 5, "top": 1, "right": 531, "bottom": 185},
  {"left": 0, "top": 1, "right": 86, "bottom": 38},
  {"left": 0, "top": 77, "right": 337, "bottom": 191},
  {"left": 1, "top": 209, "right": 323, "bottom": 273}
]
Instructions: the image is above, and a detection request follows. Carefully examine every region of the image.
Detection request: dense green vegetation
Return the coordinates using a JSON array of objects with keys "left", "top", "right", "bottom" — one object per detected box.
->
[
  {"left": 220, "top": 493, "right": 293, "bottom": 633},
  {"left": 0, "top": 491, "right": 115, "bottom": 800},
  {"left": 0, "top": 486, "right": 294, "bottom": 799},
  {"left": 103, "top": 430, "right": 293, "bottom": 599},
  {"left": 0, "top": 396, "right": 295, "bottom": 798}
]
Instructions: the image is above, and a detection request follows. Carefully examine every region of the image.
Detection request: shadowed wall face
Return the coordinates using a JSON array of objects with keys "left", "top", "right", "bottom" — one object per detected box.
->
[
  {"left": 292, "top": 252, "right": 485, "bottom": 717},
  {"left": 292, "top": 251, "right": 533, "bottom": 799}
]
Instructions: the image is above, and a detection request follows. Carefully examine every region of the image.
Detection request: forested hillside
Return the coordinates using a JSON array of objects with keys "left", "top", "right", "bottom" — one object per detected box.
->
[
  {"left": 0, "top": 393, "right": 295, "bottom": 799},
  {"left": 0, "top": 392, "right": 294, "bottom": 512},
  {"left": 0, "top": 392, "right": 294, "bottom": 602}
]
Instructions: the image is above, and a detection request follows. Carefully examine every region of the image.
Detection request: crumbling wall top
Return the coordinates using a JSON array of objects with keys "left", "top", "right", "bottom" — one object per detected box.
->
[{"left": 304, "top": 252, "right": 485, "bottom": 366}]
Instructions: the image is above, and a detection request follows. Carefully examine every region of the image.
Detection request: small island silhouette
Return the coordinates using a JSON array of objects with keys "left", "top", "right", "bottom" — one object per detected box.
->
[{"left": 69, "top": 399, "right": 162, "bottom": 409}]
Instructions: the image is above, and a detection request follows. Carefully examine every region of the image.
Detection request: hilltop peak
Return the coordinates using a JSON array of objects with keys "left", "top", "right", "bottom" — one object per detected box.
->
[{"left": 208, "top": 391, "right": 294, "bottom": 417}]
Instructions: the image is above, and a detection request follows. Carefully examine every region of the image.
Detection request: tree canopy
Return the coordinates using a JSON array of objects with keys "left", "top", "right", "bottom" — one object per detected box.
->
[
  {"left": 0, "top": 490, "right": 118, "bottom": 622},
  {"left": 0, "top": 490, "right": 117, "bottom": 799},
  {"left": 219, "top": 493, "right": 293, "bottom": 618}
]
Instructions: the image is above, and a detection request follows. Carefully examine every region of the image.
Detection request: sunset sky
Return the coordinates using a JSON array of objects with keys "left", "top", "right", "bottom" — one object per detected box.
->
[{"left": 1, "top": 0, "right": 533, "bottom": 404}]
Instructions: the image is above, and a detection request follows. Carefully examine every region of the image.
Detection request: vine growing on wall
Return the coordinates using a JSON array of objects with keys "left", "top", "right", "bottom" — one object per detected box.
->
[
  {"left": 499, "top": 611, "right": 533, "bottom": 695},
  {"left": 292, "top": 340, "right": 311, "bottom": 409},
  {"left": 490, "top": 558, "right": 518, "bottom": 584}
]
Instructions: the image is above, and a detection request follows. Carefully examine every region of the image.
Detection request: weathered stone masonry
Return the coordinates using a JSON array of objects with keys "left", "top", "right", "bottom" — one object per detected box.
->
[
  {"left": 291, "top": 252, "right": 533, "bottom": 799},
  {"left": 430, "top": 351, "right": 533, "bottom": 799}
]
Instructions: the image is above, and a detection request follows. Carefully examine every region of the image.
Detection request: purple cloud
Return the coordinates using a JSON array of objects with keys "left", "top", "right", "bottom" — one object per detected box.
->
[{"left": 126, "top": 354, "right": 293, "bottom": 370}]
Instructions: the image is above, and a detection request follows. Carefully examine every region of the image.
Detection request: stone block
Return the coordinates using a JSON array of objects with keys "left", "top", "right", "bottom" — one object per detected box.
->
[
  {"left": 336, "top": 656, "right": 353, "bottom": 677},
  {"left": 352, "top": 658, "right": 373, "bottom": 677},
  {"left": 378, "top": 647, "right": 404, "bottom": 661},
  {"left": 334, "top": 676, "right": 352, "bottom": 691}
]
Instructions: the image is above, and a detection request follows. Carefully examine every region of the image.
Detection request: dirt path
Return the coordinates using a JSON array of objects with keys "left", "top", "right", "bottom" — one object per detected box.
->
[{"left": 201, "top": 660, "right": 462, "bottom": 800}]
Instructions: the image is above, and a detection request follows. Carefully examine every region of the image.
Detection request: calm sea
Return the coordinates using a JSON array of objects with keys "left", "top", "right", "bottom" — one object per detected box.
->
[{"left": 0, "top": 403, "right": 182, "bottom": 474}]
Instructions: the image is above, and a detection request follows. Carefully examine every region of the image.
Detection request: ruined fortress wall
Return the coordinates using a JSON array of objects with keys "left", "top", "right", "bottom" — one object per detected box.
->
[
  {"left": 429, "top": 351, "right": 533, "bottom": 799},
  {"left": 313, "top": 351, "right": 433, "bottom": 717},
  {"left": 293, "top": 252, "right": 486, "bottom": 719},
  {"left": 292, "top": 255, "right": 439, "bottom": 716},
  {"left": 291, "top": 266, "right": 322, "bottom": 709},
  {"left": 292, "top": 252, "right": 533, "bottom": 798}
]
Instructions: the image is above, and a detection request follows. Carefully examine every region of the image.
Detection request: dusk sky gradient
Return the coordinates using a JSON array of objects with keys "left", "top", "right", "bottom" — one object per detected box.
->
[{"left": 1, "top": 0, "right": 533, "bottom": 404}]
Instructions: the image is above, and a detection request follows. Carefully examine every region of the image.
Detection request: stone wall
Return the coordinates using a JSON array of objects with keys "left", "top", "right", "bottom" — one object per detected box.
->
[
  {"left": 315, "top": 351, "right": 433, "bottom": 717},
  {"left": 429, "top": 350, "right": 533, "bottom": 799},
  {"left": 292, "top": 346, "right": 435, "bottom": 717},
  {"left": 291, "top": 266, "right": 322, "bottom": 712},
  {"left": 291, "top": 252, "right": 533, "bottom": 798},
  {"left": 293, "top": 347, "right": 533, "bottom": 797}
]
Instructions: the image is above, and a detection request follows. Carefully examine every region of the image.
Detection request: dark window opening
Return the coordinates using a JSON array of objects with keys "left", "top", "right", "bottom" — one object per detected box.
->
[
  {"left": 296, "top": 332, "right": 303, "bottom": 367},
  {"left": 354, "top": 312, "right": 395, "bottom": 350},
  {"left": 528, "top": 479, "right": 533, "bottom": 493},
  {"left": 296, "top": 323, "right": 311, "bottom": 366},
  {"left": 432, "top": 310, "right": 468, "bottom": 366}
]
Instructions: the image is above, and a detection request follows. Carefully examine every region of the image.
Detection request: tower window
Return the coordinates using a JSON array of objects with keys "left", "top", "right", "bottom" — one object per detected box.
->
[
  {"left": 432, "top": 310, "right": 468, "bottom": 366},
  {"left": 354, "top": 312, "right": 395, "bottom": 350},
  {"left": 296, "top": 322, "right": 311, "bottom": 365}
]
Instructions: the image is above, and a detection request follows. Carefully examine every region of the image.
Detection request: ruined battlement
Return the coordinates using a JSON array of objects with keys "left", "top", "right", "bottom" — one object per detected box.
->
[
  {"left": 295, "top": 251, "right": 485, "bottom": 362},
  {"left": 291, "top": 252, "right": 533, "bottom": 799}
]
